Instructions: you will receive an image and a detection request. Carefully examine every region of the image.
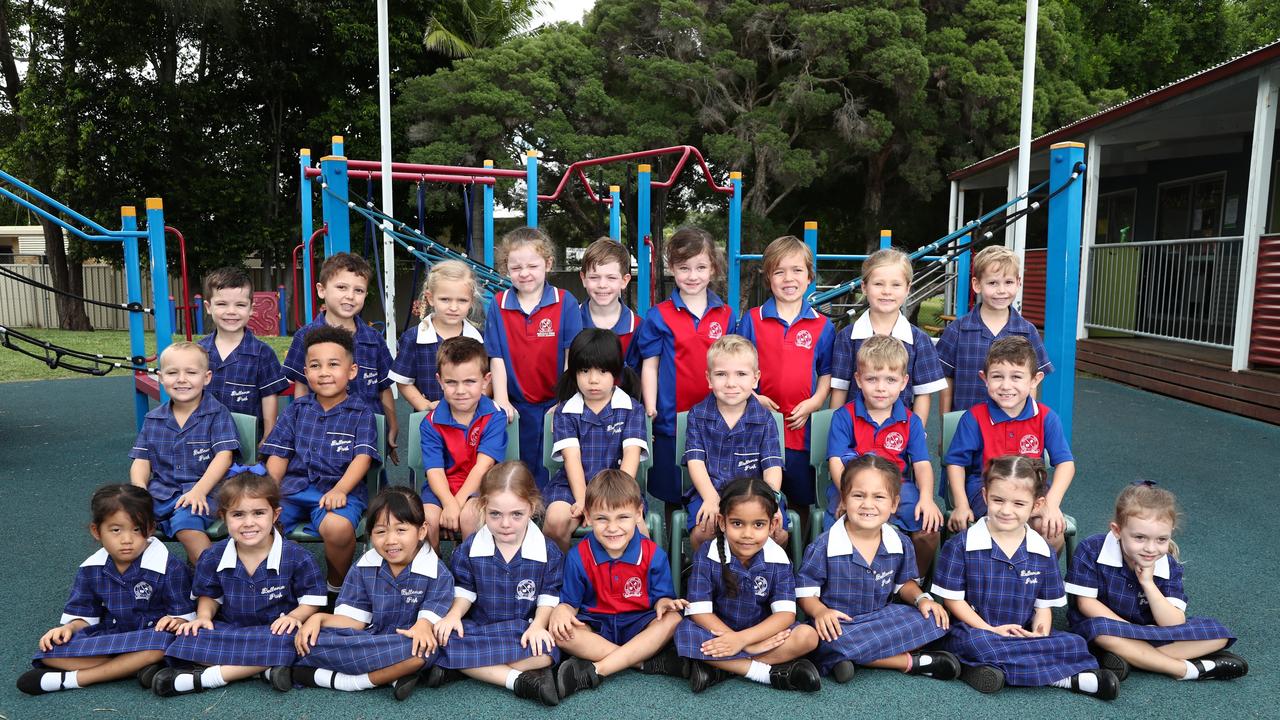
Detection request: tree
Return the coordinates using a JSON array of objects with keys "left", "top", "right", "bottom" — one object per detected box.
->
[{"left": 424, "top": 0, "right": 546, "bottom": 59}]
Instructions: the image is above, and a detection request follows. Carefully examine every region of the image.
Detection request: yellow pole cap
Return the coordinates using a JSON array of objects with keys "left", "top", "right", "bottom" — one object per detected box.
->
[
  {"left": 300, "top": 148, "right": 311, "bottom": 156},
  {"left": 638, "top": 164, "right": 651, "bottom": 173},
  {"left": 319, "top": 155, "right": 346, "bottom": 162},
  {"left": 880, "top": 229, "right": 892, "bottom": 237},
  {"left": 527, "top": 149, "right": 539, "bottom": 157},
  {"left": 1050, "top": 141, "right": 1086, "bottom": 149},
  {"left": 729, "top": 171, "right": 742, "bottom": 180},
  {"left": 121, "top": 206, "right": 137, "bottom": 217},
  {"left": 331, "top": 135, "right": 344, "bottom": 144},
  {"left": 484, "top": 159, "right": 494, "bottom": 167},
  {"left": 146, "top": 198, "right": 163, "bottom": 210},
  {"left": 609, "top": 185, "right": 620, "bottom": 193},
  {"left": 804, "top": 221, "right": 818, "bottom": 230}
]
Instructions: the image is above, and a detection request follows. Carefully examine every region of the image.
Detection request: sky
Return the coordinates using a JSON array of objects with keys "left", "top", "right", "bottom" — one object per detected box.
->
[{"left": 532, "top": 0, "right": 597, "bottom": 27}]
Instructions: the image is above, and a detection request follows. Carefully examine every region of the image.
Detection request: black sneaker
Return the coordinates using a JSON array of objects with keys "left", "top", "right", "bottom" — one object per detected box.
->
[
  {"left": 392, "top": 671, "right": 420, "bottom": 701},
  {"left": 1192, "top": 651, "right": 1249, "bottom": 681},
  {"left": 556, "top": 657, "right": 602, "bottom": 699},
  {"left": 907, "top": 651, "right": 961, "bottom": 680},
  {"left": 638, "top": 645, "right": 688, "bottom": 678},
  {"left": 263, "top": 665, "right": 292, "bottom": 692},
  {"left": 830, "top": 660, "right": 856, "bottom": 684},
  {"left": 1089, "top": 643, "right": 1130, "bottom": 681},
  {"left": 293, "top": 666, "right": 323, "bottom": 688},
  {"left": 424, "top": 665, "right": 461, "bottom": 689},
  {"left": 16, "top": 669, "right": 56, "bottom": 695},
  {"left": 959, "top": 664, "right": 1004, "bottom": 694},
  {"left": 152, "top": 668, "right": 203, "bottom": 697},
  {"left": 137, "top": 662, "right": 165, "bottom": 689},
  {"left": 513, "top": 668, "right": 559, "bottom": 706},
  {"left": 1069, "top": 668, "right": 1119, "bottom": 700},
  {"left": 689, "top": 661, "right": 729, "bottom": 693},
  {"left": 768, "top": 659, "right": 821, "bottom": 692}
]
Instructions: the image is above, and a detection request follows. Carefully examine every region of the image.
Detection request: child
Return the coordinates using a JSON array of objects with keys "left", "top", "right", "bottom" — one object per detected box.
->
[
  {"left": 675, "top": 477, "right": 820, "bottom": 693},
  {"left": 944, "top": 336, "right": 1074, "bottom": 551},
  {"left": 930, "top": 456, "right": 1118, "bottom": 699},
  {"left": 636, "top": 227, "right": 735, "bottom": 507},
  {"left": 1066, "top": 482, "right": 1246, "bottom": 682},
  {"left": 18, "top": 485, "right": 193, "bottom": 695},
  {"left": 294, "top": 486, "right": 456, "bottom": 701},
  {"left": 129, "top": 341, "right": 239, "bottom": 562},
  {"left": 936, "top": 245, "right": 1053, "bottom": 415},
  {"left": 390, "top": 259, "right": 484, "bottom": 413},
  {"left": 579, "top": 237, "right": 641, "bottom": 358},
  {"left": 263, "top": 326, "right": 381, "bottom": 593},
  {"left": 426, "top": 462, "right": 563, "bottom": 706},
  {"left": 685, "top": 335, "right": 787, "bottom": 550},
  {"left": 551, "top": 469, "right": 688, "bottom": 699},
  {"left": 154, "top": 470, "right": 326, "bottom": 696},
  {"left": 419, "top": 336, "right": 507, "bottom": 546},
  {"left": 484, "top": 228, "right": 583, "bottom": 488},
  {"left": 735, "top": 235, "right": 834, "bottom": 519},
  {"left": 797, "top": 456, "right": 957, "bottom": 683},
  {"left": 829, "top": 248, "right": 946, "bottom": 422},
  {"left": 544, "top": 328, "right": 649, "bottom": 549},
  {"left": 198, "top": 267, "right": 289, "bottom": 443},
  {"left": 825, "top": 336, "right": 942, "bottom": 572},
  {"left": 284, "top": 252, "right": 398, "bottom": 464}
]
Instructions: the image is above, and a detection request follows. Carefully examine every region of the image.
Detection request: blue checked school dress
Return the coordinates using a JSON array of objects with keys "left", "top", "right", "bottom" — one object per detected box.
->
[
  {"left": 1065, "top": 532, "right": 1234, "bottom": 647},
  {"left": 437, "top": 523, "right": 564, "bottom": 669},
  {"left": 35, "top": 539, "right": 194, "bottom": 662},
  {"left": 676, "top": 539, "right": 799, "bottom": 662},
  {"left": 388, "top": 315, "right": 484, "bottom": 403},
  {"left": 797, "top": 521, "right": 947, "bottom": 673},
  {"left": 545, "top": 387, "right": 649, "bottom": 507},
  {"left": 165, "top": 531, "right": 326, "bottom": 667},
  {"left": 931, "top": 518, "right": 1096, "bottom": 686},
  {"left": 297, "top": 547, "right": 455, "bottom": 674}
]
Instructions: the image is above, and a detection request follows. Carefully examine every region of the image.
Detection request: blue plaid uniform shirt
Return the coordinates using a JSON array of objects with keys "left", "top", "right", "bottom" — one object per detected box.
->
[
  {"left": 192, "top": 531, "right": 327, "bottom": 626},
  {"left": 683, "top": 394, "right": 783, "bottom": 497},
  {"left": 450, "top": 523, "right": 564, "bottom": 625},
  {"left": 388, "top": 315, "right": 484, "bottom": 403},
  {"left": 829, "top": 312, "right": 947, "bottom": 407},
  {"left": 1065, "top": 532, "right": 1188, "bottom": 624},
  {"left": 549, "top": 387, "right": 649, "bottom": 489},
  {"left": 796, "top": 523, "right": 919, "bottom": 613},
  {"left": 59, "top": 538, "right": 194, "bottom": 629},
  {"left": 198, "top": 330, "right": 289, "bottom": 420},
  {"left": 260, "top": 394, "right": 380, "bottom": 500},
  {"left": 931, "top": 517, "right": 1067, "bottom": 627},
  {"left": 335, "top": 547, "right": 456, "bottom": 630},
  {"left": 283, "top": 313, "right": 394, "bottom": 414},
  {"left": 129, "top": 393, "right": 239, "bottom": 502},
  {"left": 935, "top": 306, "right": 1053, "bottom": 412},
  {"left": 684, "top": 539, "right": 797, "bottom": 626}
]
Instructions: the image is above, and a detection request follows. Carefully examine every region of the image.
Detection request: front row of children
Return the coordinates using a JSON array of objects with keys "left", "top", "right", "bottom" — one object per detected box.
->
[{"left": 22, "top": 452, "right": 1246, "bottom": 704}]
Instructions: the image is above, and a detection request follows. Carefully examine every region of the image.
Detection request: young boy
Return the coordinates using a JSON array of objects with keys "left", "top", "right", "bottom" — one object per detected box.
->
[
  {"left": 130, "top": 342, "right": 239, "bottom": 562},
  {"left": 579, "top": 237, "right": 641, "bottom": 359},
  {"left": 936, "top": 245, "right": 1053, "bottom": 415},
  {"left": 824, "top": 335, "right": 942, "bottom": 572},
  {"left": 684, "top": 334, "right": 787, "bottom": 550},
  {"left": 735, "top": 235, "right": 834, "bottom": 529},
  {"left": 284, "top": 253, "right": 398, "bottom": 463},
  {"left": 551, "top": 469, "right": 688, "bottom": 698},
  {"left": 263, "top": 326, "right": 380, "bottom": 593},
  {"left": 198, "top": 267, "right": 289, "bottom": 444},
  {"left": 944, "top": 336, "right": 1075, "bottom": 551},
  {"left": 420, "top": 336, "right": 507, "bottom": 546}
]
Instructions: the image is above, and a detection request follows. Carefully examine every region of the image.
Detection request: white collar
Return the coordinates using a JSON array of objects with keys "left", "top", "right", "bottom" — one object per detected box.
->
[
  {"left": 416, "top": 314, "right": 483, "bottom": 344},
  {"left": 560, "top": 387, "right": 635, "bottom": 415},
  {"left": 850, "top": 311, "right": 914, "bottom": 343},
  {"left": 826, "top": 520, "right": 904, "bottom": 557},
  {"left": 355, "top": 545, "right": 441, "bottom": 578},
  {"left": 705, "top": 537, "right": 790, "bottom": 565},
  {"left": 1097, "top": 531, "right": 1170, "bottom": 579},
  {"left": 218, "top": 529, "right": 285, "bottom": 572},
  {"left": 80, "top": 537, "right": 171, "bottom": 574},
  {"left": 468, "top": 522, "right": 548, "bottom": 562},
  {"left": 964, "top": 517, "right": 1051, "bottom": 557}
]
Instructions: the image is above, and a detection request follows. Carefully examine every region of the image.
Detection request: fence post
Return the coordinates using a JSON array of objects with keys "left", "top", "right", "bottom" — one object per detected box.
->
[
  {"left": 320, "top": 146, "right": 349, "bottom": 256},
  {"left": 192, "top": 293, "right": 203, "bottom": 335},
  {"left": 1043, "top": 141, "right": 1085, "bottom": 441},
  {"left": 277, "top": 286, "right": 287, "bottom": 335}
]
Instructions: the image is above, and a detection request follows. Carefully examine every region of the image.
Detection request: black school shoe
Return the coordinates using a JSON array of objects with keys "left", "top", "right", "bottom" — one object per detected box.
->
[
  {"left": 769, "top": 659, "right": 821, "bottom": 692},
  {"left": 689, "top": 661, "right": 729, "bottom": 693},
  {"left": 959, "top": 664, "right": 1005, "bottom": 694},
  {"left": 1191, "top": 651, "right": 1249, "bottom": 681},
  {"left": 638, "top": 644, "right": 689, "bottom": 678},
  {"left": 424, "top": 665, "right": 461, "bottom": 688},
  {"left": 392, "top": 670, "right": 421, "bottom": 701},
  {"left": 830, "top": 661, "right": 856, "bottom": 684},
  {"left": 513, "top": 668, "right": 560, "bottom": 706},
  {"left": 16, "top": 669, "right": 62, "bottom": 695},
  {"left": 906, "top": 651, "right": 961, "bottom": 680},
  {"left": 1068, "top": 668, "right": 1119, "bottom": 700},
  {"left": 263, "top": 665, "right": 292, "bottom": 692},
  {"left": 1088, "top": 643, "right": 1130, "bottom": 681},
  {"left": 137, "top": 662, "right": 165, "bottom": 689},
  {"left": 556, "top": 657, "right": 603, "bottom": 699},
  {"left": 152, "top": 668, "right": 203, "bottom": 697}
]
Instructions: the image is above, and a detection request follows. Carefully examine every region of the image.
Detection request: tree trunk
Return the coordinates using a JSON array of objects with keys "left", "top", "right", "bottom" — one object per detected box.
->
[
  {"left": 862, "top": 144, "right": 893, "bottom": 253},
  {"left": 40, "top": 217, "right": 92, "bottom": 330}
]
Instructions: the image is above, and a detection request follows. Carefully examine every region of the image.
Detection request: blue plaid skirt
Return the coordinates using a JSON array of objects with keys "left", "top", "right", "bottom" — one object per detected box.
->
[
  {"left": 1071, "top": 616, "right": 1234, "bottom": 647},
  {"left": 437, "top": 619, "right": 560, "bottom": 669},
  {"left": 166, "top": 625, "right": 298, "bottom": 667},
  {"left": 675, "top": 619, "right": 803, "bottom": 662},
  {"left": 811, "top": 604, "right": 948, "bottom": 673},
  {"left": 35, "top": 627, "right": 174, "bottom": 662},
  {"left": 295, "top": 627, "right": 438, "bottom": 674},
  {"left": 945, "top": 624, "right": 1096, "bottom": 686}
]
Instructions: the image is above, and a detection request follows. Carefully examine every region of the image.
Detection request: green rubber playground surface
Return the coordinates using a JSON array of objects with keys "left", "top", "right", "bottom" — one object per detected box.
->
[{"left": 0, "top": 375, "right": 1273, "bottom": 719}]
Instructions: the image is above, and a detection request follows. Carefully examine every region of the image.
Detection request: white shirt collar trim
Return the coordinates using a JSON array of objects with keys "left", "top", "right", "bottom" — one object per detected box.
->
[
  {"left": 964, "top": 517, "right": 1052, "bottom": 557},
  {"left": 850, "top": 311, "right": 914, "bottom": 343},
  {"left": 416, "top": 314, "right": 483, "bottom": 344},
  {"left": 562, "top": 387, "right": 636, "bottom": 415},
  {"left": 80, "top": 537, "right": 171, "bottom": 574},
  {"left": 354, "top": 545, "right": 439, "bottom": 577},
  {"left": 705, "top": 537, "right": 790, "bottom": 565},
  {"left": 826, "top": 520, "right": 905, "bottom": 557},
  {"left": 218, "top": 529, "right": 285, "bottom": 572},
  {"left": 1097, "top": 531, "right": 1170, "bottom": 579},
  {"left": 469, "top": 523, "right": 548, "bottom": 562}
]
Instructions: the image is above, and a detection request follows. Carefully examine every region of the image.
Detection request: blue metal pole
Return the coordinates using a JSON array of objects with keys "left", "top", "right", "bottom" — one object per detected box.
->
[
  {"left": 193, "top": 294, "right": 203, "bottom": 335},
  {"left": 727, "top": 172, "right": 743, "bottom": 314},
  {"left": 169, "top": 296, "right": 177, "bottom": 334},
  {"left": 525, "top": 150, "right": 538, "bottom": 228},
  {"left": 320, "top": 154, "right": 350, "bottom": 256},
  {"left": 331, "top": 135, "right": 344, "bottom": 157},
  {"left": 483, "top": 159, "right": 496, "bottom": 267},
  {"left": 278, "top": 286, "right": 287, "bottom": 335},
  {"left": 609, "top": 185, "right": 621, "bottom": 241},
  {"left": 637, "top": 164, "right": 652, "bottom": 314},
  {"left": 1042, "top": 141, "right": 1085, "bottom": 441},
  {"left": 122, "top": 206, "right": 148, "bottom": 429},
  {"left": 300, "top": 147, "right": 315, "bottom": 320},
  {"left": 956, "top": 241, "right": 972, "bottom": 316},
  {"left": 879, "top": 229, "right": 892, "bottom": 250},
  {"left": 803, "top": 221, "right": 818, "bottom": 297},
  {"left": 145, "top": 198, "right": 172, "bottom": 403}
]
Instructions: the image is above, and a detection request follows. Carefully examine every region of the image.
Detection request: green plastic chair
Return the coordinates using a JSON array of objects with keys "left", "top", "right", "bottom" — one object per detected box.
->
[
  {"left": 211, "top": 411, "right": 265, "bottom": 540},
  {"left": 287, "top": 413, "right": 385, "bottom": 544},
  {"left": 807, "top": 408, "right": 836, "bottom": 544}
]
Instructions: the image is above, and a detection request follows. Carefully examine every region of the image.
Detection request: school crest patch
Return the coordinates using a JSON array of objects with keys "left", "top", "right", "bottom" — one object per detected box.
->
[
  {"left": 1019, "top": 434, "right": 1041, "bottom": 455},
  {"left": 537, "top": 318, "right": 555, "bottom": 337},
  {"left": 882, "top": 432, "right": 905, "bottom": 452},
  {"left": 468, "top": 423, "right": 485, "bottom": 446},
  {"left": 708, "top": 322, "right": 724, "bottom": 340},
  {"left": 623, "top": 577, "right": 643, "bottom": 599},
  {"left": 516, "top": 579, "right": 537, "bottom": 601},
  {"left": 753, "top": 576, "right": 769, "bottom": 597},
  {"left": 133, "top": 581, "right": 153, "bottom": 601},
  {"left": 795, "top": 330, "right": 813, "bottom": 350}
]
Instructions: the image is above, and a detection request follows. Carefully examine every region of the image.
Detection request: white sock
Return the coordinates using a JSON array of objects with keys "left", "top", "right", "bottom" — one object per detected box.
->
[
  {"left": 173, "top": 673, "right": 196, "bottom": 693},
  {"left": 333, "top": 672, "right": 375, "bottom": 692},
  {"left": 505, "top": 670, "right": 523, "bottom": 691},
  {"left": 200, "top": 666, "right": 228, "bottom": 689},
  {"left": 39, "top": 671, "right": 78, "bottom": 692},
  {"left": 314, "top": 668, "right": 336, "bottom": 688},
  {"left": 327, "top": 583, "right": 342, "bottom": 594},
  {"left": 1053, "top": 672, "right": 1099, "bottom": 693},
  {"left": 1181, "top": 659, "right": 1212, "bottom": 680},
  {"left": 745, "top": 661, "right": 772, "bottom": 685}
]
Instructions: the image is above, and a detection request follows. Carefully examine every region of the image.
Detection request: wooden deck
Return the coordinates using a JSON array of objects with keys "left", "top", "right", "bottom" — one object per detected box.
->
[{"left": 1077, "top": 337, "right": 1280, "bottom": 425}]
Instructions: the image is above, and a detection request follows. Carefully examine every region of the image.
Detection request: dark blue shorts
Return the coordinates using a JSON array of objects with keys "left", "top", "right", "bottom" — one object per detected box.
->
[
  {"left": 154, "top": 493, "right": 215, "bottom": 536},
  {"left": 281, "top": 485, "right": 366, "bottom": 536},
  {"left": 579, "top": 609, "right": 658, "bottom": 646}
]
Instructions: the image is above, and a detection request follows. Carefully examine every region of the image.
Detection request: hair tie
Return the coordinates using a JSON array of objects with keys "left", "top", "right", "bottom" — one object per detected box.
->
[
  {"left": 1131, "top": 479, "right": 1157, "bottom": 487},
  {"left": 229, "top": 462, "right": 268, "bottom": 477}
]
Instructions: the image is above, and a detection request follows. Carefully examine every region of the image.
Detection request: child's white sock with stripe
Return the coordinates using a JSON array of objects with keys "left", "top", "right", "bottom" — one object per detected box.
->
[
  {"left": 39, "top": 671, "right": 78, "bottom": 692},
  {"left": 1181, "top": 659, "right": 1213, "bottom": 680},
  {"left": 745, "top": 661, "right": 772, "bottom": 685},
  {"left": 1051, "top": 672, "right": 1098, "bottom": 693},
  {"left": 333, "top": 672, "right": 374, "bottom": 691},
  {"left": 505, "top": 670, "right": 522, "bottom": 690}
]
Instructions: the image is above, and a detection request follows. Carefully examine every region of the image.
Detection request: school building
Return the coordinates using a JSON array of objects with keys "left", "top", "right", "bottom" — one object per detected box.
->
[{"left": 945, "top": 39, "right": 1280, "bottom": 425}]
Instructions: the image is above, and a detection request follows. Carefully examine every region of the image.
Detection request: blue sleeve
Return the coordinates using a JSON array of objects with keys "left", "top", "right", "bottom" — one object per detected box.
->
[
  {"left": 735, "top": 311, "right": 756, "bottom": 343},
  {"left": 935, "top": 323, "right": 960, "bottom": 376},
  {"left": 827, "top": 407, "right": 853, "bottom": 461},
  {"left": 795, "top": 538, "right": 827, "bottom": 595},
  {"left": 930, "top": 535, "right": 966, "bottom": 599},
  {"left": 830, "top": 329, "right": 854, "bottom": 389},
  {"left": 482, "top": 296, "right": 509, "bottom": 361},
  {"left": 450, "top": 548, "right": 476, "bottom": 596},
  {"left": 260, "top": 404, "right": 297, "bottom": 459},
  {"left": 559, "top": 292, "right": 583, "bottom": 351},
  {"left": 896, "top": 531, "right": 921, "bottom": 585},
  {"left": 354, "top": 411, "right": 380, "bottom": 462},
  {"left": 635, "top": 308, "right": 667, "bottom": 359},
  {"left": 1028, "top": 328, "right": 1054, "bottom": 374},
  {"left": 421, "top": 421, "right": 447, "bottom": 471},
  {"left": 419, "top": 563, "right": 455, "bottom": 623},
  {"left": 686, "top": 554, "right": 715, "bottom": 605},
  {"left": 761, "top": 416, "right": 784, "bottom": 471},
  {"left": 943, "top": 412, "right": 982, "bottom": 468},
  {"left": 334, "top": 565, "right": 372, "bottom": 617},
  {"left": 1162, "top": 560, "right": 1188, "bottom": 606},
  {"left": 61, "top": 568, "right": 101, "bottom": 623},
  {"left": 648, "top": 546, "right": 676, "bottom": 602},
  {"left": 904, "top": 413, "right": 930, "bottom": 465},
  {"left": 163, "top": 560, "right": 195, "bottom": 618},
  {"left": 209, "top": 406, "right": 239, "bottom": 456},
  {"left": 191, "top": 550, "right": 223, "bottom": 601},
  {"left": 551, "top": 405, "right": 576, "bottom": 446},
  {"left": 683, "top": 413, "right": 707, "bottom": 465},
  {"left": 256, "top": 347, "right": 289, "bottom": 394},
  {"left": 389, "top": 328, "right": 418, "bottom": 384},
  {"left": 128, "top": 421, "right": 154, "bottom": 461},
  {"left": 560, "top": 547, "right": 588, "bottom": 609},
  {"left": 909, "top": 326, "right": 946, "bottom": 389},
  {"left": 282, "top": 332, "right": 308, "bottom": 382},
  {"left": 771, "top": 562, "right": 797, "bottom": 605},
  {"left": 1042, "top": 409, "right": 1073, "bottom": 464},
  {"left": 622, "top": 405, "right": 648, "bottom": 455},
  {"left": 290, "top": 545, "right": 327, "bottom": 604},
  {"left": 1064, "top": 539, "right": 1100, "bottom": 595},
  {"left": 814, "top": 321, "right": 835, "bottom": 376},
  {"left": 375, "top": 337, "right": 395, "bottom": 392},
  {"left": 478, "top": 413, "right": 507, "bottom": 461},
  {"left": 540, "top": 545, "right": 564, "bottom": 605},
  {"left": 1038, "top": 552, "right": 1066, "bottom": 602}
]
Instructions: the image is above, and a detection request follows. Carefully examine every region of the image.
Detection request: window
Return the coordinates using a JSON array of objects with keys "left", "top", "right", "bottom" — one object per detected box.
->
[
  {"left": 1155, "top": 173, "right": 1226, "bottom": 239},
  {"left": 1095, "top": 190, "right": 1137, "bottom": 244}
]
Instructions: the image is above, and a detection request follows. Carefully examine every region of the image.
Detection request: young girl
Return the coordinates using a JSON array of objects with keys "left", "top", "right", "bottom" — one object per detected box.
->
[
  {"left": 294, "top": 486, "right": 455, "bottom": 700},
  {"left": 427, "top": 462, "right": 564, "bottom": 706},
  {"left": 636, "top": 227, "right": 735, "bottom": 507},
  {"left": 1066, "top": 482, "right": 1246, "bottom": 682},
  {"left": 675, "top": 477, "right": 820, "bottom": 693},
  {"left": 391, "top": 260, "right": 484, "bottom": 413},
  {"left": 797, "top": 455, "right": 958, "bottom": 683},
  {"left": 154, "top": 469, "right": 326, "bottom": 696},
  {"left": 931, "top": 456, "right": 1118, "bottom": 699},
  {"left": 484, "top": 228, "right": 583, "bottom": 489},
  {"left": 829, "top": 248, "right": 946, "bottom": 421},
  {"left": 18, "top": 485, "right": 193, "bottom": 695},
  {"left": 544, "top": 328, "right": 649, "bottom": 549}
]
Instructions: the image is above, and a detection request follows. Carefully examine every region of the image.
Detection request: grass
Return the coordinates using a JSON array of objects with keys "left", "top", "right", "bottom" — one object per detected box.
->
[{"left": 0, "top": 329, "right": 292, "bottom": 383}]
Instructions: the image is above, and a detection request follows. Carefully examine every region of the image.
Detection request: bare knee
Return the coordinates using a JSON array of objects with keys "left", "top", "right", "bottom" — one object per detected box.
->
[{"left": 791, "top": 623, "right": 819, "bottom": 652}]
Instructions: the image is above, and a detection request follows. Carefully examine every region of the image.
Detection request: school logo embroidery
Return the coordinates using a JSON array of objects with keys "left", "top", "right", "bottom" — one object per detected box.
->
[
  {"left": 329, "top": 436, "right": 353, "bottom": 453},
  {"left": 1019, "top": 434, "right": 1041, "bottom": 455},
  {"left": 537, "top": 318, "right": 555, "bottom": 337},
  {"left": 753, "top": 576, "right": 769, "bottom": 597},
  {"left": 261, "top": 584, "right": 286, "bottom": 601},
  {"left": 623, "top": 577, "right": 643, "bottom": 599},
  {"left": 795, "top": 330, "right": 813, "bottom": 350},
  {"left": 883, "top": 432, "right": 905, "bottom": 452},
  {"left": 362, "top": 369, "right": 378, "bottom": 384},
  {"left": 516, "top": 579, "right": 537, "bottom": 601},
  {"left": 874, "top": 570, "right": 894, "bottom": 588},
  {"left": 468, "top": 424, "right": 485, "bottom": 447},
  {"left": 133, "top": 581, "right": 153, "bottom": 601},
  {"left": 708, "top": 322, "right": 724, "bottom": 340},
  {"left": 190, "top": 445, "right": 211, "bottom": 463},
  {"left": 1020, "top": 569, "right": 1041, "bottom": 586},
  {"left": 735, "top": 454, "right": 759, "bottom": 473},
  {"left": 229, "top": 388, "right": 251, "bottom": 401},
  {"left": 606, "top": 421, "right": 624, "bottom": 435},
  {"left": 401, "top": 588, "right": 424, "bottom": 604}
]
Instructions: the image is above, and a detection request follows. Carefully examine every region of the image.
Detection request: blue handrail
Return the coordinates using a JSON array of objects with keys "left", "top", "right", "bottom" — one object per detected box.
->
[{"left": 0, "top": 169, "right": 146, "bottom": 240}]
